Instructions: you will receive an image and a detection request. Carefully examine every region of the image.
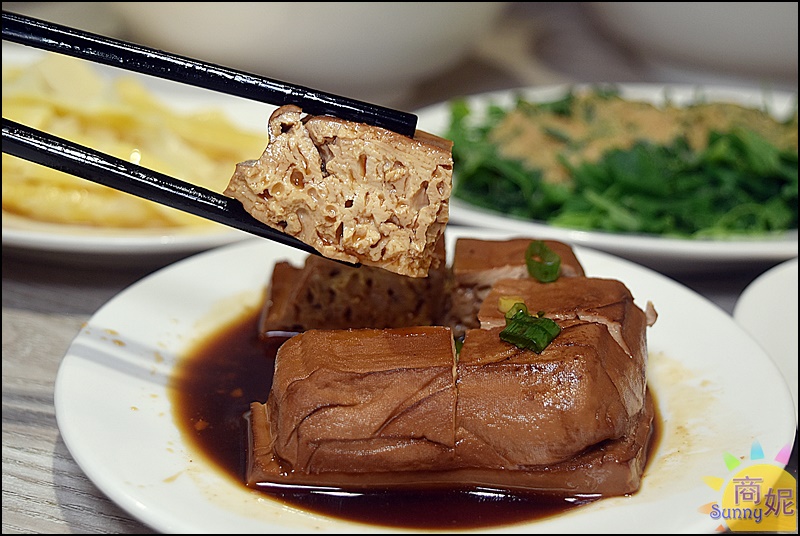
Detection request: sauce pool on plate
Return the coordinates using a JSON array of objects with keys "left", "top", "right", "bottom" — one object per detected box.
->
[{"left": 169, "top": 308, "right": 659, "bottom": 530}]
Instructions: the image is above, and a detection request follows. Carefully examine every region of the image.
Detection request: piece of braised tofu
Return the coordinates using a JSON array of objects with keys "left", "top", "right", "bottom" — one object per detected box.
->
[
  {"left": 246, "top": 238, "right": 657, "bottom": 496},
  {"left": 224, "top": 105, "right": 453, "bottom": 277},
  {"left": 259, "top": 237, "right": 451, "bottom": 336},
  {"left": 260, "top": 326, "right": 457, "bottom": 475},
  {"left": 478, "top": 276, "right": 652, "bottom": 365},
  {"left": 456, "top": 320, "right": 645, "bottom": 467},
  {"left": 447, "top": 238, "right": 585, "bottom": 334}
]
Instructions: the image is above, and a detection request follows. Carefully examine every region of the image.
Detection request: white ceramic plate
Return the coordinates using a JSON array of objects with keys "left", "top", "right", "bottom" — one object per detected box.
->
[
  {"left": 2, "top": 42, "right": 274, "bottom": 268},
  {"left": 415, "top": 84, "right": 799, "bottom": 275},
  {"left": 54, "top": 227, "right": 796, "bottom": 533},
  {"left": 734, "top": 258, "right": 799, "bottom": 423}
]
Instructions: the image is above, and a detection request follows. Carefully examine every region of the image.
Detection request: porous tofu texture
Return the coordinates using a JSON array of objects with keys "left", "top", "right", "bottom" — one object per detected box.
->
[
  {"left": 224, "top": 105, "right": 453, "bottom": 277},
  {"left": 259, "top": 237, "right": 450, "bottom": 335}
]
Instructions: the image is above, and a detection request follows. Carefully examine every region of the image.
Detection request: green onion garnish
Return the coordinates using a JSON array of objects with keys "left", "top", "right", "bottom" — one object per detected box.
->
[
  {"left": 525, "top": 240, "right": 561, "bottom": 282},
  {"left": 503, "top": 301, "right": 529, "bottom": 320},
  {"left": 499, "top": 305, "right": 561, "bottom": 353},
  {"left": 454, "top": 337, "right": 464, "bottom": 355}
]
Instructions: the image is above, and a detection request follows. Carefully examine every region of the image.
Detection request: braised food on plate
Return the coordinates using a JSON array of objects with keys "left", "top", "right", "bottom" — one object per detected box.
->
[{"left": 247, "top": 236, "right": 658, "bottom": 497}]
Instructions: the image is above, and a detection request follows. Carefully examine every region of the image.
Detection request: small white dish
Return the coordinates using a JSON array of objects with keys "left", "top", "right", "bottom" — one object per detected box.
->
[
  {"left": 109, "top": 2, "right": 509, "bottom": 106},
  {"left": 734, "top": 257, "right": 799, "bottom": 423},
  {"left": 415, "top": 84, "right": 799, "bottom": 275},
  {"left": 585, "top": 3, "right": 798, "bottom": 90},
  {"left": 54, "top": 227, "right": 795, "bottom": 533}
]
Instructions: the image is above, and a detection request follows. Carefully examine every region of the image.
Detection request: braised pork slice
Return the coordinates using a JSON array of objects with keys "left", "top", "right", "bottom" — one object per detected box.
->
[
  {"left": 447, "top": 238, "right": 585, "bottom": 335},
  {"left": 224, "top": 105, "right": 453, "bottom": 277},
  {"left": 455, "top": 320, "right": 645, "bottom": 467},
  {"left": 265, "top": 327, "right": 458, "bottom": 474},
  {"left": 259, "top": 236, "right": 451, "bottom": 335}
]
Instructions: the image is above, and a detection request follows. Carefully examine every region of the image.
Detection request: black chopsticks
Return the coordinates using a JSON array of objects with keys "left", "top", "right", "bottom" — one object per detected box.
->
[
  {"left": 1, "top": 11, "right": 417, "bottom": 137},
  {"left": 2, "top": 118, "right": 326, "bottom": 257},
  {"left": 2, "top": 9, "right": 420, "bottom": 262}
]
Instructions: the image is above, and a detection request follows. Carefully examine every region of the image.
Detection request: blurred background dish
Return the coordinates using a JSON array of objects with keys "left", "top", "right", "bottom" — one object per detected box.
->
[
  {"left": 3, "top": 2, "right": 796, "bottom": 105},
  {"left": 4, "top": 4, "right": 799, "bottom": 533},
  {"left": 416, "top": 83, "right": 798, "bottom": 275},
  {"left": 2, "top": 210, "right": 251, "bottom": 268},
  {"left": 108, "top": 2, "right": 509, "bottom": 106},
  {"left": 733, "top": 257, "right": 798, "bottom": 423},
  {"left": 2, "top": 42, "right": 269, "bottom": 267},
  {"left": 584, "top": 2, "right": 798, "bottom": 91}
]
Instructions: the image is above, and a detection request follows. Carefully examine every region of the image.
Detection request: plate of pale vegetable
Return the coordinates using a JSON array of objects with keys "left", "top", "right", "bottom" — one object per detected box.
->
[
  {"left": 1, "top": 43, "right": 274, "bottom": 267},
  {"left": 416, "top": 84, "right": 798, "bottom": 275}
]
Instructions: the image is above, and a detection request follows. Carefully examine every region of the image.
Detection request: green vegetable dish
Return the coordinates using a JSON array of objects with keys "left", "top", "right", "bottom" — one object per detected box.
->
[{"left": 447, "top": 86, "right": 798, "bottom": 238}]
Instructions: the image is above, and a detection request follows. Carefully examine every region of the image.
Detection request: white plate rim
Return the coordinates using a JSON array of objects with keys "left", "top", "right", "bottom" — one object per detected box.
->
[
  {"left": 53, "top": 227, "right": 796, "bottom": 533},
  {"left": 415, "top": 83, "right": 799, "bottom": 272},
  {"left": 1, "top": 218, "right": 250, "bottom": 256},
  {"left": 733, "top": 257, "right": 799, "bottom": 423}
]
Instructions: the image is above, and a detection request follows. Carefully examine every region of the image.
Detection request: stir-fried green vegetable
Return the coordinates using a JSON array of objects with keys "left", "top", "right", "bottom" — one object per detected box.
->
[{"left": 447, "top": 88, "right": 798, "bottom": 238}]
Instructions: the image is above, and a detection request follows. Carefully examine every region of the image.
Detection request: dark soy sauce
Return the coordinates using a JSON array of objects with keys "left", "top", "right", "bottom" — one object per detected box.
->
[{"left": 170, "top": 309, "right": 650, "bottom": 530}]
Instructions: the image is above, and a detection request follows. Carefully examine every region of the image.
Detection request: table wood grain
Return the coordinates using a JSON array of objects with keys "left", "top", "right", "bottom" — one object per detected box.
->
[{"left": 3, "top": 257, "right": 159, "bottom": 534}]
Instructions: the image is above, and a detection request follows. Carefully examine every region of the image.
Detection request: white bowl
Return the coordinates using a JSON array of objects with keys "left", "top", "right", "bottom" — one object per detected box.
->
[
  {"left": 585, "top": 2, "right": 798, "bottom": 89},
  {"left": 111, "top": 2, "right": 509, "bottom": 106}
]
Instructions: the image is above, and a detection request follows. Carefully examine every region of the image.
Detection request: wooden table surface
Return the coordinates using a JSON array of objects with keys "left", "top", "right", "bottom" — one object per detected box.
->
[{"left": 3, "top": 3, "right": 797, "bottom": 533}]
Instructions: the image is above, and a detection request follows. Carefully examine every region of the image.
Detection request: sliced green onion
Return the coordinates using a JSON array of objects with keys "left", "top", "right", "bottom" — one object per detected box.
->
[
  {"left": 498, "top": 295, "right": 526, "bottom": 314},
  {"left": 525, "top": 240, "right": 561, "bottom": 282},
  {"left": 503, "top": 301, "right": 529, "bottom": 320},
  {"left": 499, "top": 306, "right": 561, "bottom": 353},
  {"left": 454, "top": 337, "right": 464, "bottom": 355}
]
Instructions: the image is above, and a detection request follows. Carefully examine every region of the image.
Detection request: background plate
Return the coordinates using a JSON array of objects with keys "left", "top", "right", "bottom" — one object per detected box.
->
[
  {"left": 415, "top": 84, "right": 799, "bottom": 275},
  {"left": 2, "top": 42, "right": 275, "bottom": 268},
  {"left": 733, "top": 257, "right": 798, "bottom": 423}
]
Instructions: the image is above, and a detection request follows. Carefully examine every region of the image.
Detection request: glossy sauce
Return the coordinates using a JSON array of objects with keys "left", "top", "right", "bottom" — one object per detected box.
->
[{"left": 170, "top": 308, "right": 659, "bottom": 530}]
